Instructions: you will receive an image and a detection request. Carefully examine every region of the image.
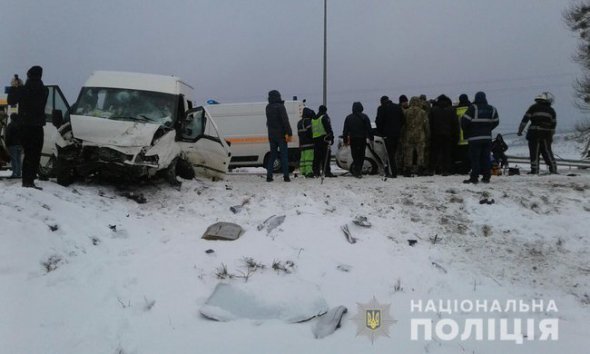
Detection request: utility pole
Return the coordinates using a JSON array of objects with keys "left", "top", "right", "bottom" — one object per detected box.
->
[{"left": 323, "top": 0, "right": 327, "bottom": 107}]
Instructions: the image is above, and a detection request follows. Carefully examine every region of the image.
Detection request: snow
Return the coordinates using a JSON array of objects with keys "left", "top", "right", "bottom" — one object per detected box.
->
[{"left": 1, "top": 136, "right": 590, "bottom": 354}]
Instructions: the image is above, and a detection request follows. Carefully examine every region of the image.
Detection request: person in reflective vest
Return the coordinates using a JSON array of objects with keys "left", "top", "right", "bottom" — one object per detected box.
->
[
  {"left": 312, "top": 105, "right": 336, "bottom": 177},
  {"left": 297, "top": 107, "right": 315, "bottom": 177},
  {"left": 453, "top": 94, "right": 471, "bottom": 174}
]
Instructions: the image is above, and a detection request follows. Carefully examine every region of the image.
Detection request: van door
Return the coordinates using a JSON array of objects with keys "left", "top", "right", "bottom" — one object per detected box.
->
[
  {"left": 177, "top": 106, "right": 231, "bottom": 179},
  {"left": 40, "top": 85, "right": 70, "bottom": 175}
]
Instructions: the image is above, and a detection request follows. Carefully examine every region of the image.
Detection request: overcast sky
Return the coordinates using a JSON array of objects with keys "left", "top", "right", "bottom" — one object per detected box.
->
[{"left": 1, "top": 0, "right": 585, "bottom": 134}]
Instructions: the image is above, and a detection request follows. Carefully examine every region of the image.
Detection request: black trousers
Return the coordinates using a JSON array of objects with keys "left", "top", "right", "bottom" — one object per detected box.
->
[
  {"left": 528, "top": 132, "right": 557, "bottom": 173},
  {"left": 20, "top": 126, "right": 44, "bottom": 185},
  {"left": 383, "top": 136, "right": 399, "bottom": 176},
  {"left": 431, "top": 135, "right": 453, "bottom": 174},
  {"left": 350, "top": 137, "right": 366, "bottom": 176},
  {"left": 468, "top": 140, "right": 491, "bottom": 181},
  {"left": 313, "top": 137, "right": 332, "bottom": 176}
]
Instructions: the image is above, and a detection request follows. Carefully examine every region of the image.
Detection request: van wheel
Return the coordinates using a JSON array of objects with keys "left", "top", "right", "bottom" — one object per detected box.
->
[
  {"left": 55, "top": 158, "right": 75, "bottom": 186},
  {"left": 350, "top": 157, "right": 378, "bottom": 175},
  {"left": 176, "top": 158, "right": 195, "bottom": 179},
  {"left": 263, "top": 153, "right": 279, "bottom": 173}
]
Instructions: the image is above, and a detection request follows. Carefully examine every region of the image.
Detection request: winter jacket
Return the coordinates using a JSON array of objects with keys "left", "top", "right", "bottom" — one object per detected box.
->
[
  {"left": 461, "top": 92, "right": 499, "bottom": 142},
  {"left": 7, "top": 78, "right": 48, "bottom": 127},
  {"left": 265, "top": 90, "right": 293, "bottom": 140},
  {"left": 403, "top": 97, "right": 429, "bottom": 143},
  {"left": 5, "top": 120, "right": 21, "bottom": 147},
  {"left": 298, "top": 107, "right": 314, "bottom": 149},
  {"left": 429, "top": 95, "right": 459, "bottom": 141},
  {"left": 518, "top": 101, "right": 556, "bottom": 139},
  {"left": 375, "top": 100, "right": 405, "bottom": 138},
  {"left": 343, "top": 102, "right": 374, "bottom": 140}
]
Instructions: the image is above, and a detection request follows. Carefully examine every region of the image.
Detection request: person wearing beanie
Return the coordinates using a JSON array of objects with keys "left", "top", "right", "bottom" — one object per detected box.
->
[
  {"left": 453, "top": 93, "right": 471, "bottom": 174},
  {"left": 375, "top": 95, "right": 405, "bottom": 177},
  {"left": 297, "top": 107, "right": 315, "bottom": 178},
  {"left": 311, "top": 105, "right": 336, "bottom": 178},
  {"left": 7, "top": 66, "right": 49, "bottom": 189},
  {"left": 265, "top": 90, "right": 293, "bottom": 182},
  {"left": 517, "top": 92, "right": 557, "bottom": 174},
  {"left": 342, "top": 102, "right": 373, "bottom": 178},
  {"left": 461, "top": 91, "right": 499, "bottom": 184},
  {"left": 399, "top": 95, "right": 409, "bottom": 110}
]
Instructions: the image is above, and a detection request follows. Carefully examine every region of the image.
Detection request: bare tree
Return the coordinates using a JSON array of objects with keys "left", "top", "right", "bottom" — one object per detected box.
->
[{"left": 564, "top": 2, "right": 590, "bottom": 135}]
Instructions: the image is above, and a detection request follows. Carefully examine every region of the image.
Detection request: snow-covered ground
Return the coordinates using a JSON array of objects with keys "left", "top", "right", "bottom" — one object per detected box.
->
[{"left": 1, "top": 135, "right": 590, "bottom": 354}]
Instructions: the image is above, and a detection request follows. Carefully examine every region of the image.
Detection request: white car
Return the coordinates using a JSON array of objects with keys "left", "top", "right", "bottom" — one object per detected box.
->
[{"left": 335, "top": 134, "right": 388, "bottom": 175}]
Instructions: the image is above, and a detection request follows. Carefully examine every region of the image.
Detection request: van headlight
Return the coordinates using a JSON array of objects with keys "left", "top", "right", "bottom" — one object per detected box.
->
[{"left": 135, "top": 152, "right": 159, "bottom": 165}]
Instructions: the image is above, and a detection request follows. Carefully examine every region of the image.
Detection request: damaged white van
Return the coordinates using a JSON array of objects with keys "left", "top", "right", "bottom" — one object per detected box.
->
[{"left": 53, "top": 71, "right": 231, "bottom": 185}]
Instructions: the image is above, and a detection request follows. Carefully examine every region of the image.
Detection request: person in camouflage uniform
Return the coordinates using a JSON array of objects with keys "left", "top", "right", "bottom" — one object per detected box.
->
[{"left": 402, "top": 97, "right": 429, "bottom": 176}]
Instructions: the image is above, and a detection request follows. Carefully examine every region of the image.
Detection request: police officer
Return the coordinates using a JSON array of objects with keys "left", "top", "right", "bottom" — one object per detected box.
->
[
  {"left": 518, "top": 92, "right": 557, "bottom": 174},
  {"left": 312, "top": 105, "right": 336, "bottom": 177}
]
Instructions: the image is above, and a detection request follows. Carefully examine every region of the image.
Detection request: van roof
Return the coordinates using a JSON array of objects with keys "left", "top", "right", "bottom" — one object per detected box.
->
[{"left": 84, "top": 71, "right": 193, "bottom": 95}]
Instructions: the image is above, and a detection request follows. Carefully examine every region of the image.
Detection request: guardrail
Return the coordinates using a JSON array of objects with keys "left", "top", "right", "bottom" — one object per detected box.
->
[{"left": 507, "top": 155, "right": 590, "bottom": 169}]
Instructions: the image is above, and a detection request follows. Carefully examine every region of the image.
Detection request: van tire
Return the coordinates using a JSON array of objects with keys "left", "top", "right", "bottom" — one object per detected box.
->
[
  {"left": 176, "top": 158, "right": 195, "bottom": 179},
  {"left": 263, "top": 152, "right": 296, "bottom": 173}
]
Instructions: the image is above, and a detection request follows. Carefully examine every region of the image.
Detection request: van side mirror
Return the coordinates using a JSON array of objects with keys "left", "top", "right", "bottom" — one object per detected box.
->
[{"left": 52, "top": 109, "right": 64, "bottom": 128}]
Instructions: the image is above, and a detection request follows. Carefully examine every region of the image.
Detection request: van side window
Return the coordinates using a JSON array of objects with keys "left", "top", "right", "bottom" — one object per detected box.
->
[{"left": 181, "top": 108, "right": 205, "bottom": 141}]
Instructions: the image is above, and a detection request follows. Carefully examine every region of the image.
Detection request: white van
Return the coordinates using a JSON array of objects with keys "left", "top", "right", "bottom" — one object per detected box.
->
[
  {"left": 52, "top": 71, "right": 231, "bottom": 185},
  {"left": 204, "top": 101, "right": 304, "bottom": 171}
]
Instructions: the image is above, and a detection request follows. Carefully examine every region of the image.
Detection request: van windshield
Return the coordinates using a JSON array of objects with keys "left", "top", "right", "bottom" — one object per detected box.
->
[{"left": 74, "top": 87, "right": 178, "bottom": 127}]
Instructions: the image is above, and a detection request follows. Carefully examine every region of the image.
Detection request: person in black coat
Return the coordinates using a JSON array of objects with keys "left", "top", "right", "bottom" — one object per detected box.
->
[
  {"left": 518, "top": 92, "right": 557, "bottom": 174},
  {"left": 375, "top": 96, "right": 404, "bottom": 177},
  {"left": 7, "top": 66, "right": 49, "bottom": 189},
  {"left": 265, "top": 90, "right": 293, "bottom": 182},
  {"left": 343, "top": 102, "right": 373, "bottom": 178},
  {"left": 5, "top": 114, "right": 23, "bottom": 178},
  {"left": 429, "top": 94, "right": 459, "bottom": 175}
]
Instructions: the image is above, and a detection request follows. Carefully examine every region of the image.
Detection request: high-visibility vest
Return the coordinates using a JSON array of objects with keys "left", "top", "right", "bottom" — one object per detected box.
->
[
  {"left": 456, "top": 106, "right": 468, "bottom": 146},
  {"left": 312, "top": 115, "right": 327, "bottom": 138}
]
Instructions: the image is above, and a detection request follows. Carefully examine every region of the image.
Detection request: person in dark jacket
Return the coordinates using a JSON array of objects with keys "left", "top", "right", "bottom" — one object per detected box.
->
[
  {"left": 517, "top": 92, "right": 557, "bottom": 174},
  {"left": 265, "top": 90, "right": 293, "bottom": 182},
  {"left": 375, "top": 96, "right": 405, "bottom": 177},
  {"left": 491, "top": 133, "right": 508, "bottom": 169},
  {"left": 5, "top": 114, "right": 23, "bottom": 178},
  {"left": 343, "top": 102, "right": 373, "bottom": 178},
  {"left": 461, "top": 91, "right": 499, "bottom": 184},
  {"left": 312, "top": 105, "right": 336, "bottom": 178},
  {"left": 429, "top": 94, "right": 459, "bottom": 175},
  {"left": 298, "top": 107, "right": 315, "bottom": 178},
  {"left": 7, "top": 66, "right": 49, "bottom": 189}
]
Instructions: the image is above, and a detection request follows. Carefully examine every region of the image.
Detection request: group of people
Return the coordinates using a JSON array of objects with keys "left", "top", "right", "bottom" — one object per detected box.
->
[
  {"left": 264, "top": 88, "right": 558, "bottom": 184},
  {"left": 264, "top": 90, "right": 337, "bottom": 182}
]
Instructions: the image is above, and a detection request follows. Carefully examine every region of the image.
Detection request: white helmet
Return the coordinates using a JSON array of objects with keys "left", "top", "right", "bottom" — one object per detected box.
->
[{"left": 535, "top": 92, "right": 554, "bottom": 104}]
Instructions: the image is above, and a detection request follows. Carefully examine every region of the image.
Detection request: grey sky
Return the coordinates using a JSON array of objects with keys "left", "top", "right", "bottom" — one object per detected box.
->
[{"left": 1, "top": 0, "right": 584, "bottom": 134}]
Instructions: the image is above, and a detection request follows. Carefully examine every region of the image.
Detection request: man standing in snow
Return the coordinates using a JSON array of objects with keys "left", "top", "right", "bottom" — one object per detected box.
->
[
  {"left": 298, "top": 107, "right": 315, "bottom": 178},
  {"left": 453, "top": 94, "right": 471, "bottom": 174},
  {"left": 517, "top": 92, "right": 557, "bottom": 174},
  {"left": 461, "top": 91, "right": 499, "bottom": 184},
  {"left": 7, "top": 66, "right": 49, "bottom": 189},
  {"left": 375, "top": 96, "right": 404, "bottom": 177},
  {"left": 401, "top": 97, "right": 429, "bottom": 176},
  {"left": 429, "top": 94, "right": 459, "bottom": 176},
  {"left": 343, "top": 102, "right": 373, "bottom": 178},
  {"left": 265, "top": 90, "right": 293, "bottom": 182},
  {"left": 312, "top": 105, "right": 336, "bottom": 178}
]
